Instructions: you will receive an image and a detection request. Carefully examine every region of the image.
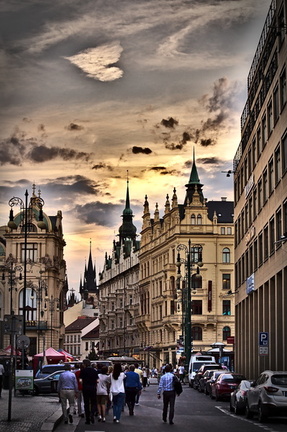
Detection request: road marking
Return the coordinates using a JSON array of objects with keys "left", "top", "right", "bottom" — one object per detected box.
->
[{"left": 215, "top": 407, "right": 277, "bottom": 432}]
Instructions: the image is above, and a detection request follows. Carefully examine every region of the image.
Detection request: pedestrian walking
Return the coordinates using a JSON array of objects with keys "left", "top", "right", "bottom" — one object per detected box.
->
[
  {"left": 80, "top": 359, "right": 99, "bottom": 425},
  {"left": 74, "top": 363, "right": 84, "bottom": 417},
  {"left": 134, "top": 363, "right": 142, "bottom": 405},
  {"left": 142, "top": 366, "right": 149, "bottom": 390},
  {"left": 178, "top": 365, "right": 186, "bottom": 384},
  {"left": 0, "top": 363, "right": 5, "bottom": 397},
  {"left": 157, "top": 364, "right": 176, "bottom": 425},
  {"left": 96, "top": 365, "right": 111, "bottom": 422},
  {"left": 125, "top": 364, "right": 142, "bottom": 416},
  {"left": 57, "top": 363, "right": 78, "bottom": 424},
  {"left": 110, "top": 363, "right": 126, "bottom": 423}
]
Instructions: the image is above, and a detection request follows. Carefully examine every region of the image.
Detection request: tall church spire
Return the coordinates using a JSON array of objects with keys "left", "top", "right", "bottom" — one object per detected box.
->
[
  {"left": 184, "top": 146, "right": 204, "bottom": 206},
  {"left": 118, "top": 178, "right": 137, "bottom": 243},
  {"left": 83, "top": 240, "right": 97, "bottom": 296}
]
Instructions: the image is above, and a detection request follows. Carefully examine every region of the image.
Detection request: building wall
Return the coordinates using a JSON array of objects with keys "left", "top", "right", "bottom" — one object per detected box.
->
[
  {"left": 234, "top": 0, "right": 287, "bottom": 378},
  {"left": 138, "top": 191, "right": 235, "bottom": 368},
  {"left": 99, "top": 243, "right": 140, "bottom": 358},
  {"left": 0, "top": 189, "right": 66, "bottom": 355}
]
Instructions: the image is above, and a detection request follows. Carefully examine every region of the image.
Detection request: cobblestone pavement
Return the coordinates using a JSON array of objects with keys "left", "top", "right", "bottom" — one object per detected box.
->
[{"left": 0, "top": 388, "right": 62, "bottom": 432}]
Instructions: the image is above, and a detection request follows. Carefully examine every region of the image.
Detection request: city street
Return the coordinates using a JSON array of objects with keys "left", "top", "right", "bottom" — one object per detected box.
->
[{"left": 55, "top": 383, "right": 287, "bottom": 432}]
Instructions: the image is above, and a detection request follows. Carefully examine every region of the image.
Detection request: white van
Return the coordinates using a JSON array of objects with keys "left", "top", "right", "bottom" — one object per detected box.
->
[{"left": 188, "top": 354, "right": 216, "bottom": 387}]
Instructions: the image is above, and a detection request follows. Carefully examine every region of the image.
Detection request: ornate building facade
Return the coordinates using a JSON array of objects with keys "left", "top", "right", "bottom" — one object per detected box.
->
[
  {"left": 98, "top": 181, "right": 141, "bottom": 358},
  {"left": 0, "top": 186, "right": 67, "bottom": 356},
  {"left": 234, "top": 0, "right": 287, "bottom": 378},
  {"left": 138, "top": 154, "right": 235, "bottom": 367}
]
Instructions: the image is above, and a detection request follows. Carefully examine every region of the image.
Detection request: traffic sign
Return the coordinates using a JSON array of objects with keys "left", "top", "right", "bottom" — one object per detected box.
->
[{"left": 259, "top": 332, "right": 269, "bottom": 346}]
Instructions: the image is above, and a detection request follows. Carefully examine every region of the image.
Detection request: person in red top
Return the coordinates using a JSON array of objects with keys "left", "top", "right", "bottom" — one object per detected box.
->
[{"left": 74, "top": 363, "right": 84, "bottom": 417}]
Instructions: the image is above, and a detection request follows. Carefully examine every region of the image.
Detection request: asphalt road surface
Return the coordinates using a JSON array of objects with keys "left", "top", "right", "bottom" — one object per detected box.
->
[{"left": 55, "top": 382, "right": 287, "bottom": 432}]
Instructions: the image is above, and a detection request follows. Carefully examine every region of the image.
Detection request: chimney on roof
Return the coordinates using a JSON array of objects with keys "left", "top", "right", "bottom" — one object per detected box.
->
[{"left": 221, "top": 197, "right": 227, "bottom": 201}]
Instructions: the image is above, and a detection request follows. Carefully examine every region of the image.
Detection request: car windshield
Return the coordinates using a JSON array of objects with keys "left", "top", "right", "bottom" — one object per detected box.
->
[{"left": 271, "top": 375, "right": 287, "bottom": 386}]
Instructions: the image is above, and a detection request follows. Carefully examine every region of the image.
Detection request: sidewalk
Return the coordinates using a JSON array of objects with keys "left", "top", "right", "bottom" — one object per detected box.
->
[{"left": 0, "top": 388, "right": 62, "bottom": 432}]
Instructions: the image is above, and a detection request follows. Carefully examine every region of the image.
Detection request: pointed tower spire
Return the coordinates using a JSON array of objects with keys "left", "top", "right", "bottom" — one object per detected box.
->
[
  {"left": 184, "top": 146, "right": 204, "bottom": 206},
  {"left": 83, "top": 240, "right": 98, "bottom": 295},
  {"left": 118, "top": 177, "right": 137, "bottom": 243}
]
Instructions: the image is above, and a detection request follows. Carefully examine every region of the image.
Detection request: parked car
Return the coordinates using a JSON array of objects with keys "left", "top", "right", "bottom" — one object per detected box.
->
[
  {"left": 198, "top": 369, "right": 225, "bottom": 393},
  {"left": 210, "top": 373, "right": 246, "bottom": 400},
  {"left": 35, "top": 364, "right": 67, "bottom": 378},
  {"left": 229, "top": 380, "right": 251, "bottom": 414},
  {"left": 206, "top": 370, "right": 226, "bottom": 396},
  {"left": 193, "top": 364, "right": 220, "bottom": 390},
  {"left": 245, "top": 370, "right": 287, "bottom": 422},
  {"left": 34, "top": 370, "right": 65, "bottom": 395}
]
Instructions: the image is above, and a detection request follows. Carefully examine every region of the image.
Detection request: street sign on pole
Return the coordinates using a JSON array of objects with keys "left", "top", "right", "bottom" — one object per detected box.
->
[{"left": 259, "top": 332, "right": 269, "bottom": 356}]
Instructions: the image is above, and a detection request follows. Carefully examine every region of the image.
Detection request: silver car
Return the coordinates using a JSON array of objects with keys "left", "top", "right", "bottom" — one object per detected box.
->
[
  {"left": 230, "top": 380, "right": 251, "bottom": 414},
  {"left": 34, "top": 370, "right": 65, "bottom": 395},
  {"left": 245, "top": 370, "right": 287, "bottom": 422}
]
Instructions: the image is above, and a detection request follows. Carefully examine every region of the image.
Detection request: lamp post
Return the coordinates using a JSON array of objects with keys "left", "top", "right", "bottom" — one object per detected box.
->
[
  {"left": 30, "top": 270, "right": 48, "bottom": 353},
  {"left": 176, "top": 239, "right": 202, "bottom": 370},
  {"left": 44, "top": 296, "right": 59, "bottom": 347},
  {"left": 1, "top": 255, "right": 23, "bottom": 315},
  {"left": 7, "top": 190, "right": 45, "bottom": 334}
]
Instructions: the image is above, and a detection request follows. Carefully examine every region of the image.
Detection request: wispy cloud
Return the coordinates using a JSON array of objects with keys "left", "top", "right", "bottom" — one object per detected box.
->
[{"left": 64, "top": 42, "right": 123, "bottom": 82}]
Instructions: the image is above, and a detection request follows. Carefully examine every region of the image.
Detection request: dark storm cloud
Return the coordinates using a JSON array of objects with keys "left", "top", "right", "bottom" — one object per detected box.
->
[
  {"left": 200, "top": 138, "right": 216, "bottom": 147},
  {"left": 74, "top": 201, "right": 123, "bottom": 227},
  {"left": 66, "top": 122, "right": 84, "bottom": 131},
  {"left": 160, "top": 117, "right": 178, "bottom": 129},
  {"left": 132, "top": 146, "right": 152, "bottom": 154},
  {"left": 92, "top": 162, "right": 113, "bottom": 171},
  {"left": 197, "top": 157, "right": 221, "bottom": 164},
  {"left": 149, "top": 166, "right": 166, "bottom": 171},
  {"left": 27, "top": 145, "right": 91, "bottom": 163},
  {"left": 0, "top": 129, "right": 93, "bottom": 165},
  {"left": 154, "top": 77, "right": 236, "bottom": 151},
  {"left": 0, "top": 135, "right": 27, "bottom": 165}
]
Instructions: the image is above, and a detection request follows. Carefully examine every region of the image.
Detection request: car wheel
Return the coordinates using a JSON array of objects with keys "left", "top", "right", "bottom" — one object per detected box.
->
[
  {"left": 215, "top": 391, "right": 220, "bottom": 401},
  {"left": 234, "top": 402, "right": 241, "bottom": 415},
  {"left": 245, "top": 403, "right": 253, "bottom": 419},
  {"left": 229, "top": 401, "right": 234, "bottom": 412},
  {"left": 258, "top": 402, "right": 268, "bottom": 423},
  {"left": 33, "top": 386, "right": 39, "bottom": 396},
  {"left": 204, "top": 387, "right": 209, "bottom": 395}
]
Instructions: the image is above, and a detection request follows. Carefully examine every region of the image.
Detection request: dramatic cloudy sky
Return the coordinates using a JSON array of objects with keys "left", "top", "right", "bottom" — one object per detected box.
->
[{"left": 0, "top": 0, "right": 271, "bottom": 288}]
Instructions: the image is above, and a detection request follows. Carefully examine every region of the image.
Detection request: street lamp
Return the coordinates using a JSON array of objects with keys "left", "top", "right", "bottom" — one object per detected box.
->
[
  {"left": 176, "top": 239, "right": 203, "bottom": 370},
  {"left": 1, "top": 255, "right": 23, "bottom": 315},
  {"left": 44, "top": 296, "right": 59, "bottom": 347},
  {"left": 30, "top": 270, "right": 48, "bottom": 352},
  {"left": 7, "top": 189, "right": 45, "bottom": 334}
]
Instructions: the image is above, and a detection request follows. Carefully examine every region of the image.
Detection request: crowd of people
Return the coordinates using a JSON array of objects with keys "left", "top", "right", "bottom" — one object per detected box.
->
[{"left": 57, "top": 360, "right": 184, "bottom": 425}]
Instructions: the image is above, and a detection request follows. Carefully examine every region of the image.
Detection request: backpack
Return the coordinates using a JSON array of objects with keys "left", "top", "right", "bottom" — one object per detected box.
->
[{"left": 173, "top": 375, "right": 183, "bottom": 396}]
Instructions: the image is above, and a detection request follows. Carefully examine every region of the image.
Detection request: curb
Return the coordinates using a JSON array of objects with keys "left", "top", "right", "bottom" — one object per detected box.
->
[{"left": 41, "top": 407, "right": 63, "bottom": 431}]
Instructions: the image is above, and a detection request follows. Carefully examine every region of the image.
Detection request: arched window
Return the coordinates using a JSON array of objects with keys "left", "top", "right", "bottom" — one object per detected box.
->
[
  {"left": 222, "top": 247, "right": 230, "bottom": 263},
  {"left": 197, "top": 214, "right": 202, "bottom": 225},
  {"left": 191, "top": 214, "right": 196, "bottom": 225},
  {"left": 19, "top": 287, "right": 37, "bottom": 321},
  {"left": 223, "top": 326, "right": 231, "bottom": 340},
  {"left": 192, "top": 326, "right": 202, "bottom": 340}
]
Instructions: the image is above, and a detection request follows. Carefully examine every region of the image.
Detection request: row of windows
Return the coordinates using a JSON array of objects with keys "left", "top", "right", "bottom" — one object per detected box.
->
[
  {"left": 191, "top": 299, "right": 231, "bottom": 315},
  {"left": 65, "top": 334, "right": 81, "bottom": 343},
  {"left": 235, "top": 202, "right": 287, "bottom": 287},
  {"left": 192, "top": 325, "right": 231, "bottom": 341},
  {"left": 235, "top": 134, "right": 287, "bottom": 246},
  {"left": 235, "top": 64, "right": 286, "bottom": 204},
  {"left": 141, "top": 247, "right": 231, "bottom": 280}
]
